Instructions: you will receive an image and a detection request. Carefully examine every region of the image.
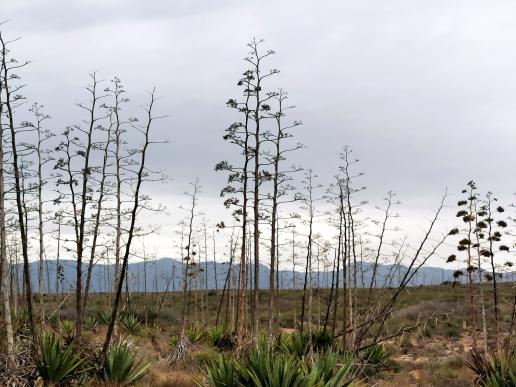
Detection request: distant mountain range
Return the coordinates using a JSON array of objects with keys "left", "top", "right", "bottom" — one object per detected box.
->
[{"left": 12, "top": 257, "right": 471, "bottom": 294}]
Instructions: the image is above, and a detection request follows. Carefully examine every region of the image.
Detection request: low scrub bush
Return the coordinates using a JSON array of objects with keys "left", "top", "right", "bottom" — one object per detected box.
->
[
  {"left": 169, "top": 334, "right": 179, "bottom": 348},
  {"left": 465, "top": 349, "right": 516, "bottom": 386},
  {"left": 96, "top": 310, "right": 112, "bottom": 325},
  {"left": 84, "top": 315, "right": 99, "bottom": 331},
  {"left": 104, "top": 338, "right": 150, "bottom": 385},
  {"left": 360, "top": 343, "right": 391, "bottom": 375},
  {"left": 207, "top": 326, "right": 225, "bottom": 347},
  {"left": 61, "top": 319, "right": 75, "bottom": 343},
  {"left": 37, "top": 333, "right": 86, "bottom": 384},
  {"left": 311, "top": 329, "right": 333, "bottom": 351},
  {"left": 119, "top": 313, "right": 142, "bottom": 335},
  {"left": 201, "top": 340, "right": 357, "bottom": 386},
  {"left": 277, "top": 331, "right": 309, "bottom": 358},
  {"left": 277, "top": 330, "right": 333, "bottom": 358},
  {"left": 186, "top": 324, "right": 205, "bottom": 344},
  {"left": 304, "top": 350, "right": 356, "bottom": 386},
  {"left": 237, "top": 345, "right": 303, "bottom": 386},
  {"left": 202, "top": 354, "right": 237, "bottom": 387}
]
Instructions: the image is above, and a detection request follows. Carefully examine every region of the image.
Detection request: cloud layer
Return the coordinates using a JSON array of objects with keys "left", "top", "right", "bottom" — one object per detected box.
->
[{"left": 4, "top": 0, "right": 516, "bottom": 262}]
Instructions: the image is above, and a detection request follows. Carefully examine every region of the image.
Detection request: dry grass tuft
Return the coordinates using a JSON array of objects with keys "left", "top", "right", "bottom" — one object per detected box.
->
[{"left": 140, "top": 360, "right": 201, "bottom": 387}]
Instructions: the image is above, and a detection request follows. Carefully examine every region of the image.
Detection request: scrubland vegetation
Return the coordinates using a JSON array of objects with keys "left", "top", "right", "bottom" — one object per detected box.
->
[{"left": 0, "top": 23, "right": 515, "bottom": 386}]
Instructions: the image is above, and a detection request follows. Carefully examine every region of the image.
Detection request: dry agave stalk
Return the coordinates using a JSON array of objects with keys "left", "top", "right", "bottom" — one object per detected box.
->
[
  {"left": 234, "top": 336, "right": 255, "bottom": 359},
  {"left": 167, "top": 334, "right": 192, "bottom": 364}
]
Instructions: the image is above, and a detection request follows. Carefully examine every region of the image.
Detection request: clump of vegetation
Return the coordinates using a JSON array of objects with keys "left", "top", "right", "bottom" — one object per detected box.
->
[
  {"left": 84, "top": 315, "right": 99, "bottom": 331},
  {"left": 201, "top": 341, "right": 356, "bottom": 387},
  {"left": 465, "top": 349, "right": 516, "bottom": 386},
  {"left": 169, "top": 334, "right": 179, "bottom": 349},
  {"left": 311, "top": 329, "right": 333, "bottom": 351},
  {"left": 119, "top": 313, "right": 142, "bottom": 335},
  {"left": 206, "top": 326, "right": 225, "bottom": 347},
  {"left": 186, "top": 324, "right": 205, "bottom": 344},
  {"left": 60, "top": 319, "right": 76, "bottom": 343},
  {"left": 36, "top": 333, "right": 86, "bottom": 384},
  {"left": 96, "top": 310, "right": 112, "bottom": 325},
  {"left": 303, "top": 351, "right": 356, "bottom": 386},
  {"left": 276, "top": 330, "right": 336, "bottom": 359},
  {"left": 103, "top": 338, "right": 150, "bottom": 385},
  {"left": 360, "top": 343, "right": 391, "bottom": 376},
  {"left": 202, "top": 353, "right": 237, "bottom": 387},
  {"left": 278, "top": 332, "right": 310, "bottom": 358}
]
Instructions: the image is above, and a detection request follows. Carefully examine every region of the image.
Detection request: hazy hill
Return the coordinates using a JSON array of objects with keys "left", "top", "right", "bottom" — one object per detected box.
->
[{"left": 16, "top": 258, "right": 461, "bottom": 294}]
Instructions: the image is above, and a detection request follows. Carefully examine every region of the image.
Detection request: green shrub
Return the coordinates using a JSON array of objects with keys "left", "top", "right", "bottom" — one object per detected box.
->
[
  {"left": 444, "top": 324, "right": 460, "bottom": 338},
  {"left": 465, "top": 349, "right": 516, "bottom": 386},
  {"left": 150, "top": 321, "right": 161, "bottom": 331},
  {"left": 200, "top": 341, "right": 357, "bottom": 387},
  {"left": 119, "top": 313, "right": 142, "bottom": 335},
  {"left": 200, "top": 354, "right": 237, "bottom": 387},
  {"left": 84, "top": 315, "right": 98, "bottom": 331},
  {"left": 277, "top": 332, "right": 309, "bottom": 359},
  {"left": 238, "top": 345, "right": 302, "bottom": 387},
  {"left": 104, "top": 338, "right": 150, "bottom": 385},
  {"left": 36, "top": 333, "right": 86, "bottom": 384},
  {"left": 169, "top": 334, "right": 179, "bottom": 348},
  {"left": 311, "top": 329, "right": 333, "bottom": 351},
  {"left": 61, "top": 319, "right": 75, "bottom": 343},
  {"left": 304, "top": 351, "right": 356, "bottom": 386},
  {"left": 361, "top": 343, "right": 390, "bottom": 374},
  {"left": 96, "top": 310, "right": 112, "bottom": 325},
  {"left": 186, "top": 324, "right": 205, "bottom": 344},
  {"left": 207, "top": 326, "right": 225, "bottom": 347}
]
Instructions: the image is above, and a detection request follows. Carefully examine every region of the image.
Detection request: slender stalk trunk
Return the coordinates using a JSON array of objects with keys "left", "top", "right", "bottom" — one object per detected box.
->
[
  {"left": 83, "top": 122, "right": 112, "bottom": 310},
  {"left": 486, "top": 194, "right": 499, "bottom": 348},
  {"left": 1, "top": 34, "right": 36, "bottom": 342},
  {"left": 181, "top": 180, "right": 199, "bottom": 335},
  {"left": 0, "top": 98, "right": 14, "bottom": 361},
  {"left": 75, "top": 75, "right": 101, "bottom": 343},
  {"left": 102, "top": 90, "right": 156, "bottom": 356},
  {"left": 466, "top": 191, "right": 478, "bottom": 348}
]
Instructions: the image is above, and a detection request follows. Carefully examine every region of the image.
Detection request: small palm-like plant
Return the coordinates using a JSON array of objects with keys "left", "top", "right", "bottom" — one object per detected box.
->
[
  {"left": 201, "top": 342, "right": 357, "bottom": 387},
  {"left": 207, "top": 326, "right": 224, "bottom": 347},
  {"left": 150, "top": 321, "right": 161, "bottom": 331},
  {"left": 238, "top": 344, "right": 302, "bottom": 387},
  {"left": 97, "top": 310, "right": 112, "bottom": 325},
  {"left": 61, "top": 319, "right": 75, "bottom": 343},
  {"left": 104, "top": 338, "right": 150, "bottom": 385},
  {"left": 84, "top": 315, "right": 99, "bottom": 331},
  {"left": 278, "top": 331, "right": 309, "bottom": 359},
  {"left": 37, "top": 333, "right": 85, "bottom": 384},
  {"left": 361, "top": 343, "right": 390, "bottom": 375},
  {"left": 186, "top": 324, "right": 205, "bottom": 344},
  {"left": 305, "top": 350, "right": 356, "bottom": 386},
  {"left": 169, "top": 334, "right": 179, "bottom": 348},
  {"left": 119, "top": 313, "right": 142, "bottom": 335},
  {"left": 200, "top": 354, "right": 237, "bottom": 387},
  {"left": 466, "top": 349, "right": 516, "bottom": 386},
  {"left": 311, "top": 329, "right": 333, "bottom": 351}
]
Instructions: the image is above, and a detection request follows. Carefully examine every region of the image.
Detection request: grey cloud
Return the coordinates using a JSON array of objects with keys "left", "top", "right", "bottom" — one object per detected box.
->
[{"left": 3, "top": 0, "right": 516, "bottom": 229}]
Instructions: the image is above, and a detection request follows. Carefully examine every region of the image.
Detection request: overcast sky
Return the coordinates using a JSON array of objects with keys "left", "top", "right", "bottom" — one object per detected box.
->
[{"left": 4, "top": 0, "right": 516, "bottom": 265}]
